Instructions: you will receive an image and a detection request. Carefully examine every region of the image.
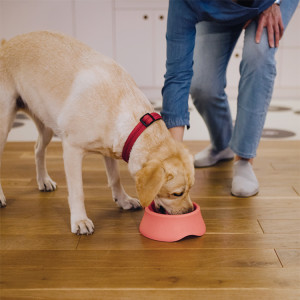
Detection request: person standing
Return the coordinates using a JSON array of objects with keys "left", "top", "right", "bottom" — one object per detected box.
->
[{"left": 161, "top": 0, "right": 299, "bottom": 197}]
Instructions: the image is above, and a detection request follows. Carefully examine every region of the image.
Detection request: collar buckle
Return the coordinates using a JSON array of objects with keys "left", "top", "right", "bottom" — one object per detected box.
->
[{"left": 140, "top": 113, "right": 157, "bottom": 127}]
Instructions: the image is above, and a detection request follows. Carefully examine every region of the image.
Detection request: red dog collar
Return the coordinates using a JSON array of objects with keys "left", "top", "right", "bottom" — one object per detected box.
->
[{"left": 122, "top": 112, "right": 162, "bottom": 163}]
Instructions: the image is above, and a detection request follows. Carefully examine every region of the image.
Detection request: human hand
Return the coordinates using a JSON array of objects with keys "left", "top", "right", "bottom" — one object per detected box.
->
[{"left": 255, "top": 4, "right": 284, "bottom": 48}]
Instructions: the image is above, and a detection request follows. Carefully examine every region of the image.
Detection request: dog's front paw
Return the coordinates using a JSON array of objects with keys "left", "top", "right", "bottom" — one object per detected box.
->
[
  {"left": 115, "top": 195, "right": 141, "bottom": 210},
  {"left": 38, "top": 177, "right": 57, "bottom": 192},
  {"left": 0, "top": 194, "right": 7, "bottom": 208},
  {"left": 71, "top": 218, "right": 94, "bottom": 235}
]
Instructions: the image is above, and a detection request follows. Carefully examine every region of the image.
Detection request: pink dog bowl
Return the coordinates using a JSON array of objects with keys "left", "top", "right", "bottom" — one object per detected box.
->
[{"left": 139, "top": 202, "right": 206, "bottom": 242}]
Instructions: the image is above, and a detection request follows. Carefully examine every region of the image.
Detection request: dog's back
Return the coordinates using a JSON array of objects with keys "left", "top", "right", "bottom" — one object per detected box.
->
[{"left": 0, "top": 31, "right": 152, "bottom": 145}]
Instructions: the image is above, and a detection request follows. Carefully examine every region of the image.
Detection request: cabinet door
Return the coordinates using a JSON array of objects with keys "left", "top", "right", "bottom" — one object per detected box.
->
[
  {"left": 1, "top": 0, "right": 73, "bottom": 39},
  {"left": 154, "top": 10, "right": 167, "bottom": 87},
  {"left": 0, "top": 2, "right": 3, "bottom": 38},
  {"left": 278, "top": 7, "right": 300, "bottom": 88},
  {"left": 281, "top": 6, "right": 300, "bottom": 48},
  {"left": 279, "top": 49, "right": 300, "bottom": 88},
  {"left": 74, "top": 0, "right": 113, "bottom": 58},
  {"left": 115, "top": 10, "right": 153, "bottom": 87}
]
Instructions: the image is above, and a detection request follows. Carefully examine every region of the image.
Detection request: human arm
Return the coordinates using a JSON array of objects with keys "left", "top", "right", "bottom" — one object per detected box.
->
[{"left": 161, "top": 0, "right": 198, "bottom": 134}]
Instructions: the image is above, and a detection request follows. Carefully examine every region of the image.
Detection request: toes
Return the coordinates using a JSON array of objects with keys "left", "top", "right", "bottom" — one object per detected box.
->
[
  {"left": 72, "top": 219, "right": 95, "bottom": 235},
  {"left": 0, "top": 194, "right": 7, "bottom": 208},
  {"left": 129, "top": 198, "right": 142, "bottom": 210},
  {"left": 0, "top": 201, "right": 7, "bottom": 208},
  {"left": 39, "top": 179, "right": 57, "bottom": 192},
  {"left": 118, "top": 197, "right": 141, "bottom": 210}
]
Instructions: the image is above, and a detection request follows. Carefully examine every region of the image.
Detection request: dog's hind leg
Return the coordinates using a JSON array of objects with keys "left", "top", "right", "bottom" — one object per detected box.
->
[
  {"left": 31, "top": 116, "right": 57, "bottom": 192},
  {"left": 103, "top": 156, "right": 141, "bottom": 210},
  {"left": 0, "top": 93, "right": 17, "bottom": 207},
  {"left": 63, "top": 141, "right": 94, "bottom": 235}
]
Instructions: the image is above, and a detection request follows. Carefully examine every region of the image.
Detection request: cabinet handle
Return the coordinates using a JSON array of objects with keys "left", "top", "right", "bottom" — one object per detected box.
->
[
  {"left": 159, "top": 15, "right": 164, "bottom": 20},
  {"left": 143, "top": 15, "right": 149, "bottom": 20}
]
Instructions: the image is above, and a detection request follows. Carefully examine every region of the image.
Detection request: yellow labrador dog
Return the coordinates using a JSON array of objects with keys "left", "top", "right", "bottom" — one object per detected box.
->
[{"left": 0, "top": 31, "right": 194, "bottom": 234}]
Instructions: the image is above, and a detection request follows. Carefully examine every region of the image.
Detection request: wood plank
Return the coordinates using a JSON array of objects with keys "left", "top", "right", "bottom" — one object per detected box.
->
[
  {"left": 1, "top": 211, "right": 263, "bottom": 235},
  {"left": 1, "top": 232, "right": 298, "bottom": 251},
  {"left": 2, "top": 186, "right": 138, "bottom": 200},
  {"left": 0, "top": 230, "right": 300, "bottom": 250},
  {"left": 0, "top": 249, "right": 281, "bottom": 269},
  {"left": 0, "top": 202, "right": 263, "bottom": 235},
  {"left": 1, "top": 289, "right": 300, "bottom": 300},
  {"left": 1, "top": 267, "right": 299, "bottom": 289},
  {"left": 2, "top": 191, "right": 300, "bottom": 207},
  {"left": 0, "top": 235, "right": 79, "bottom": 250},
  {"left": 276, "top": 249, "right": 300, "bottom": 268},
  {"left": 193, "top": 197, "right": 300, "bottom": 208},
  {"left": 190, "top": 181, "right": 299, "bottom": 197},
  {"left": 292, "top": 183, "right": 300, "bottom": 196},
  {"left": 76, "top": 233, "right": 300, "bottom": 250},
  {"left": 201, "top": 207, "right": 300, "bottom": 219},
  {"left": 0, "top": 209, "right": 140, "bottom": 235},
  {"left": 259, "top": 220, "right": 300, "bottom": 234},
  {"left": 202, "top": 219, "right": 262, "bottom": 234},
  {"left": 4, "top": 199, "right": 299, "bottom": 235}
]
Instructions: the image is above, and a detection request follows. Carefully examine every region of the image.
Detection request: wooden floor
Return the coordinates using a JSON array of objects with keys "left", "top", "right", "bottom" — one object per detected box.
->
[{"left": 0, "top": 141, "right": 299, "bottom": 300}]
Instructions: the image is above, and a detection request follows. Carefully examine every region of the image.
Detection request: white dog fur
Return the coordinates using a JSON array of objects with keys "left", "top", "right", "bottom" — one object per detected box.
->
[{"left": 0, "top": 31, "right": 195, "bottom": 235}]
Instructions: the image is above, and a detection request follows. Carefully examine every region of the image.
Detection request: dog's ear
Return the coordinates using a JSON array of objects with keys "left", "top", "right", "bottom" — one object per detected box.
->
[{"left": 135, "top": 159, "right": 165, "bottom": 207}]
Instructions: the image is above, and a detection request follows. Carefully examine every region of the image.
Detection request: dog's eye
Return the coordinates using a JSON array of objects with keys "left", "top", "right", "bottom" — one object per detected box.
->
[{"left": 173, "top": 192, "right": 184, "bottom": 197}]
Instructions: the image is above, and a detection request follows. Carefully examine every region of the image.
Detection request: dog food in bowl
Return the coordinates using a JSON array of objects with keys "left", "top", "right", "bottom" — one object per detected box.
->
[{"left": 154, "top": 203, "right": 194, "bottom": 215}]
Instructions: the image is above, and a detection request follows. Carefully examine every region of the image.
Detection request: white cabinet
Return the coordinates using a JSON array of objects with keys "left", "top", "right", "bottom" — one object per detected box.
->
[
  {"left": 277, "top": 6, "right": 300, "bottom": 90},
  {"left": 280, "top": 49, "right": 300, "bottom": 88},
  {"left": 0, "top": 0, "right": 73, "bottom": 40},
  {"left": 154, "top": 10, "right": 167, "bottom": 87},
  {"left": 115, "top": 9, "right": 153, "bottom": 86},
  {"left": 0, "top": 1, "right": 3, "bottom": 38},
  {"left": 74, "top": 0, "right": 113, "bottom": 58},
  {"left": 0, "top": 0, "right": 114, "bottom": 58},
  {"left": 115, "top": 1, "right": 168, "bottom": 89}
]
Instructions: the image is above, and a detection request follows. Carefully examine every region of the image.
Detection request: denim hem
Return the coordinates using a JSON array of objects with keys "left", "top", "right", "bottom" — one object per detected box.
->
[
  {"left": 229, "top": 143, "right": 256, "bottom": 159},
  {"left": 161, "top": 116, "right": 190, "bottom": 130}
]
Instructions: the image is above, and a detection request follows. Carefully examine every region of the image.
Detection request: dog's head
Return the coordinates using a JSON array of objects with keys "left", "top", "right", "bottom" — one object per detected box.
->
[{"left": 135, "top": 142, "right": 195, "bottom": 215}]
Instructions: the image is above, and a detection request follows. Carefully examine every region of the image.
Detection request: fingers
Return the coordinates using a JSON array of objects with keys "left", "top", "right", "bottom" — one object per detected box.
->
[
  {"left": 279, "top": 17, "right": 285, "bottom": 40},
  {"left": 255, "top": 4, "right": 284, "bottom": 48},
  {"left": 256, "top": 14, "right": 275, "bottom": 48},
  {"left": 274, "top": 23, "right": 280, "bottom": 48},
  {"left": 255, "top": 16, "right": 264, "bottom": 44},
  {"left": 243, "top": 19, "right": 252, "bottom": 30},
  {"left": 267, "top": 21, "right": 275, "bottom": 48},
  {"left": 273, "top": 13, "right": 284, "bottom": 47}
]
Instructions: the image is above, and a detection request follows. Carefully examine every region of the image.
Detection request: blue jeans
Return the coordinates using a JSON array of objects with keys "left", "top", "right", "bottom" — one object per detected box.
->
[{"left": 162, "top": 0, "right": 298, "bottom": 158}]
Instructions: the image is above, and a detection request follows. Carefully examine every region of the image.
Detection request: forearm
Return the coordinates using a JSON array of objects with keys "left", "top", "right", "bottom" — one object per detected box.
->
[{"left": 161, "top": 0, "right": 197, "bottom": 129}]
